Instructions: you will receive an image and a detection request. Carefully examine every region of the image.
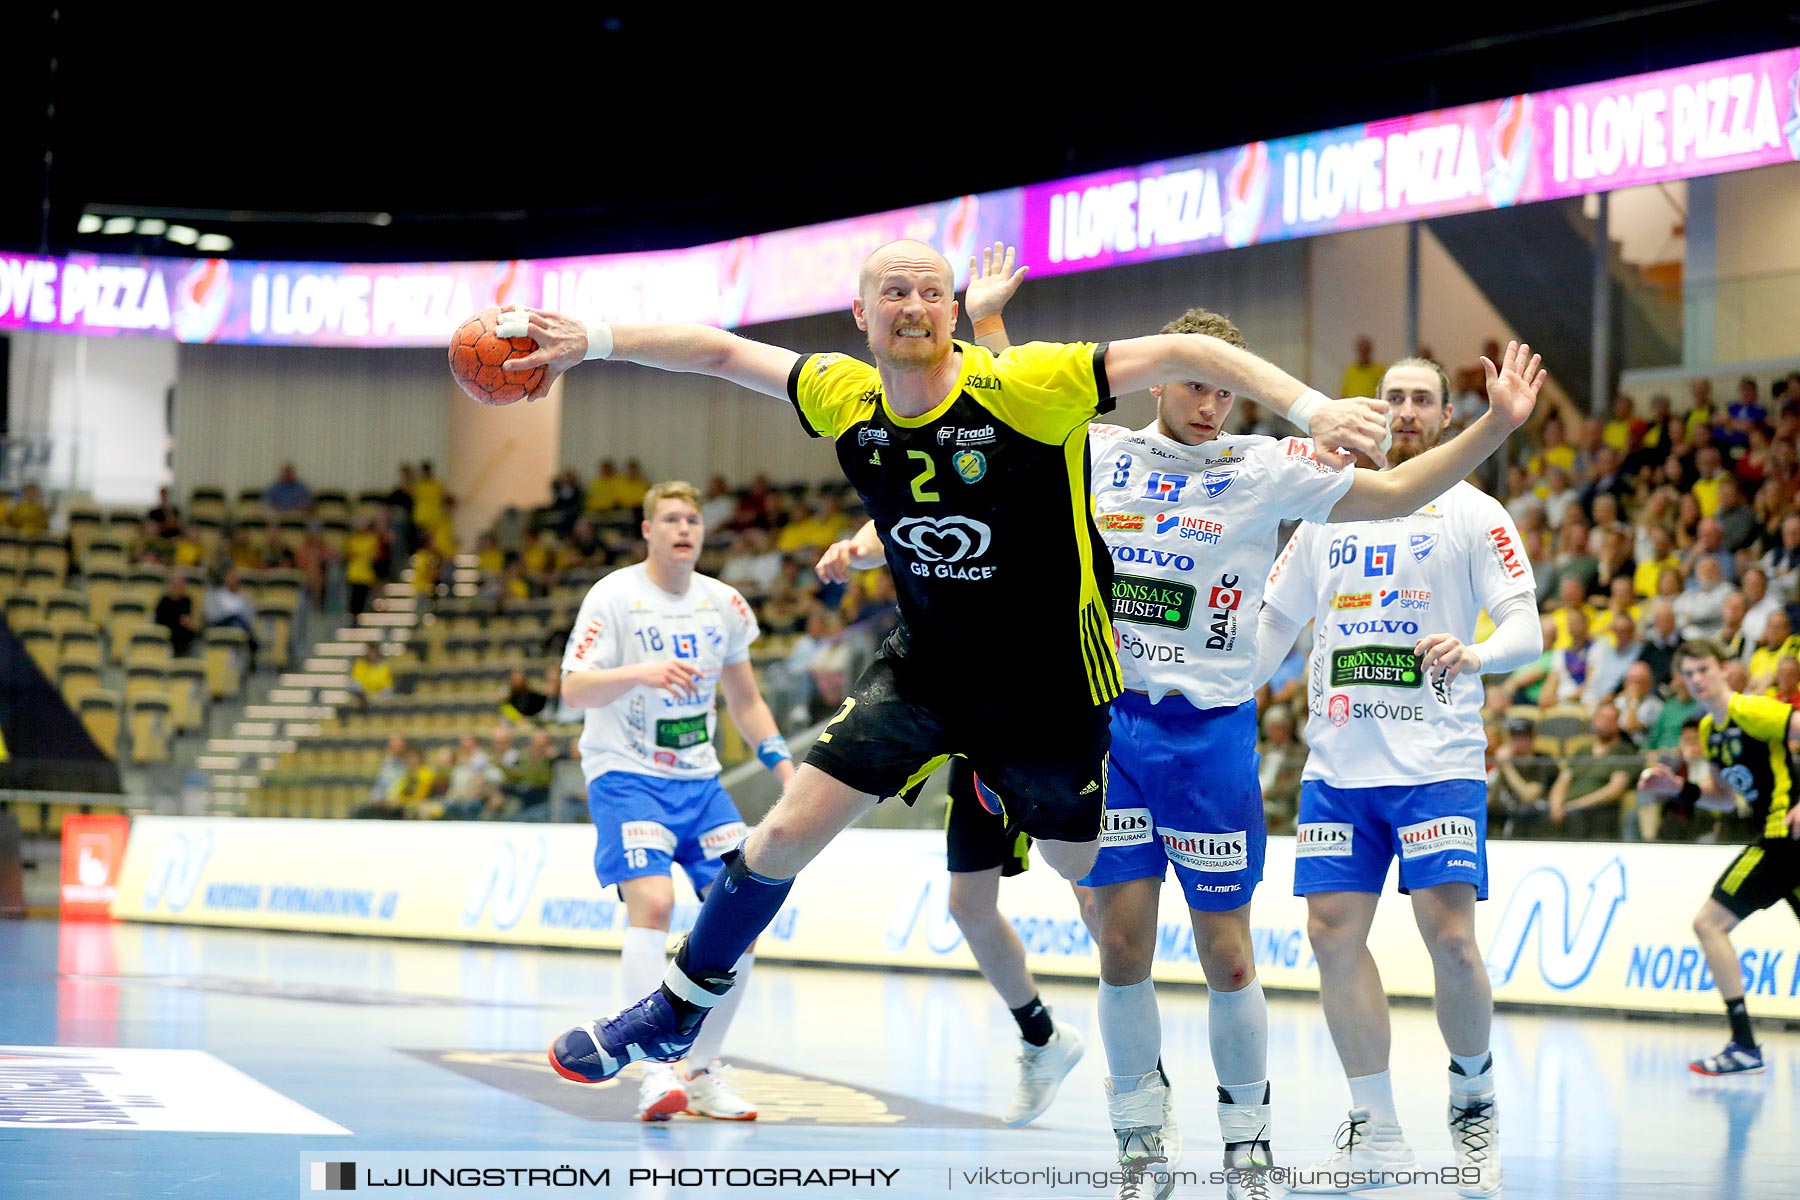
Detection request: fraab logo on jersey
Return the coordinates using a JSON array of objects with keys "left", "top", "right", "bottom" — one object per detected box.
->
[
  {"left": 1410, "top": 533, "right": 1438, "bottom": 562},
  {"left": 856, "top": 426, "right": 890, "bottom": 447},
  {"left": 1201, "top": 469, "right": 1236, "bottom": 498}
]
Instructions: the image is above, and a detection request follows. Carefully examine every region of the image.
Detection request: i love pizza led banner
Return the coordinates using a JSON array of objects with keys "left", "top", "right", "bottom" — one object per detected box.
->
[{"left": 3, "top": 47, "right": 1796, "bottom": 348}]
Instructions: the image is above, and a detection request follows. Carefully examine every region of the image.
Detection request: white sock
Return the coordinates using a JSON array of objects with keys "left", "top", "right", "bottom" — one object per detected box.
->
[
  {"left": 684, "top": 953, "right": 752, "bottom": 1069},
  {"left": 1099, "top": 977, "right": 1162, "bottom": 1084},
  {"left": 1449, "top": 1050, "right": 1493, "bottom": 1095},
  {"left": 621, "top": 926, "right": 668, "bottom": 1000},
  {"left": 1348, "top": 1070, "right": 1398, "bottom": 1125},
  {"left": 1208, "top": 978, "right": 1268, "bottom": 1100}
]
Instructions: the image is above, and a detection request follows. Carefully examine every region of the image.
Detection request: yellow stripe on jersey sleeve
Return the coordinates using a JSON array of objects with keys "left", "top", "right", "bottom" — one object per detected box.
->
[
  {"left": 786, "top": 352, "right": 879, "bottom": 440},
  {"left": 1729, "top": 693, "right": 1795, "bottom": 746},
  {"left": 975, "top": 341, "right": 1114, "bottom": 444}
]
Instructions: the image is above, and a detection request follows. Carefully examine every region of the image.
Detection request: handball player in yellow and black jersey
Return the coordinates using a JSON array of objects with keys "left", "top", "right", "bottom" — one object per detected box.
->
[
  {"left": 1641, "top": 638, "right": 1800, "bottom": 1077},
  {"left": 500, "top": 238, "right": 1390, "bottom": 1085}
]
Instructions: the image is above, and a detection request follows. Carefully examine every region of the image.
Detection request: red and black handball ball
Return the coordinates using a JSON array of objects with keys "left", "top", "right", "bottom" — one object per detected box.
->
[{"left": 449, "top": 307, "right": 544, "bottom": 405}]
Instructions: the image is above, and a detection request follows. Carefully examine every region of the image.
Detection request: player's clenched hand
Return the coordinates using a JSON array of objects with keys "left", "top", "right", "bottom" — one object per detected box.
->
[
  {"left": 498, "top": 307, "right": 589, "bottom": 402},
  {"left": 1306, "top": 397, "right": 1389, "bottom": 468},
  {"left": 816, "top": 537, "right": 883, "bottom": 583},
  {"left": 633, "top": 659, "right": 704, "bottom": 701},
  {"left": 1414, "top": 633, "right": 1481, "bottom": 678},
  {"left": 1637, "top": 762, "right": 1683, "bottom": 796},
  {"left": 1482, "top": 340, "right": 1546, "bottom": 430},
  {"left": 964, "top": 241, "right": 1028, "bottom": 324}
]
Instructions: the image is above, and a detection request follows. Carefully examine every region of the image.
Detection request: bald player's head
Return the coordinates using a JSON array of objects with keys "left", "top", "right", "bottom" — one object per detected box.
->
[{"left": 858, "top": 240, "right": 955, "bottom": 299}]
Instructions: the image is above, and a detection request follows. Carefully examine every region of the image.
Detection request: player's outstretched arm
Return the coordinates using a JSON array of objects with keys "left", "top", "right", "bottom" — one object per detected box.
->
[
  {"left": 719, "top": 660, "right": 798, "bottom": 787},
  {"left": 1328, "top": 341, "right": 1546, "bottom": 522},
  {"left": 498, "top": 309, "right": 801, "bottom": 401},
  {"left": 1105, "top": 336, "right": 1389, "bottom": 463},
  {"left": 964, "top": 241, "right": 1026, "bottom": 355}
]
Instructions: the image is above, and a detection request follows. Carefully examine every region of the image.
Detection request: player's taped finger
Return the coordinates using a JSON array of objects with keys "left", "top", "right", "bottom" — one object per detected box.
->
[{"left": 496, "top": 309, "right": 531, "bottom": 339}]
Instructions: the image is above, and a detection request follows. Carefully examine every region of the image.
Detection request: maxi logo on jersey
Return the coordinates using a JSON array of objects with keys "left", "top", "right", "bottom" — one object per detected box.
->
[
  {"left": 1111, "top": 574, "right": 1195, "bottom": 629},
  {"left": 1206, "top": 574, "right": 1242, "bottom": 651},
  {"left": 890, "top": 516, "right": 995, "bottom": 581},
  {"left": 1487, "top": 526, "right": 1527, "bottom": 580}
]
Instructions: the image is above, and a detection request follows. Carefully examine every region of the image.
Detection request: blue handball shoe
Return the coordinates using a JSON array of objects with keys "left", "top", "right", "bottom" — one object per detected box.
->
[
  {"left": 549, "top": 942, "right": 736, "bottom": 1085},
  {"left": 1689, "top": 1041, "right": 1764, "bottom": 1076}
]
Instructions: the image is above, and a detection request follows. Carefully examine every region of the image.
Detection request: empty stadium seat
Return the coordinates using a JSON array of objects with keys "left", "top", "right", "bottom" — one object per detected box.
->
[
  {"left": 204, "top": 626, "right": 247, "bottom": 697},
  {"left": 167, "top": 661, "right": 207, "bottom": 732},
  {"left": 128, "top": 696, "right": 174, "bottom": 764},
  {"left": 78, "top": 691, "right": 123, "bottom": 757}
]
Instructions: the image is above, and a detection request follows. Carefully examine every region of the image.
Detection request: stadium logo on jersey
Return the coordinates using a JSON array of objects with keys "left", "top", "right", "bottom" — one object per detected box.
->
[
  {"left": 1111, "top": 573, "right": 1196, "bottom": 630},
  {"left": 1398, "top": 816, "right": 1479, "bottom": 859},
  {"left": 1331, "top": 645, "right": 1422, "bottom": 688},
  {"left": 1335, "top": 619, "right": 1420, "bottom": 636},
  {"left": 1099, "top": 512, "right": 1146, "bottom": 532},
  {"left": 1142, "top": 471, "right": 1189, "bottom": 502},
  {"left": 1328, "top": 693, "right": 1352, "bottom": 726},
  {"left": 1205, "top": 573, "right": 1242, "bottom": 651},
  {"left": 856, "top": 426, "right": 890, "bottom": 446},
  {"left": 1160, "top": 829, "right": 1248, "bottom": 873},
  {"left": 1201, "top": 469, "right": 1236, "bottom": 498},
  {"left": 1363, "top": 543, "right": 1397, "bottom": 576},
  {"left": 1379, "top": 588, "right": 1432, "bottom": 611},
  {"left": 1410, "top": 533, "right": 1438, "bottom": 562},
  {"left": 1332, "top": 592, "right": 1373, "bottom": 610},
  {"left": 964, "top": 373, "right": 1001, "bottom": 391},
  {"left": 891, "top": 515, "right": 995, "bottom": 580},
  {"left": 952, "top": 449, "right": 988, "bottom": 484},
  {"left": 1296, "top": 822, "right": 1355, "bottom": 858},
  {"left": 1101, "top": 808, "right": 1154, "bottom": 847},
  {"left": 1486, "top": 526, "right": 1527, "bottom": 580},
  {"left": 1112, "top": 546, "right": 1196, "bottom": 571}
]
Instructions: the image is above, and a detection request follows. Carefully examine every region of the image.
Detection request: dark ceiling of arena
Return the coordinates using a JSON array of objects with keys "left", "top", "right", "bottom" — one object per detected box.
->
[{"left": 3, "top": 3, "right": 1798, "bottom": 264}]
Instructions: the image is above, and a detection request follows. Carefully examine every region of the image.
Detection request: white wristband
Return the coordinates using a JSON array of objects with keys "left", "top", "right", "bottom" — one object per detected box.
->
[
  {"left": 583, "top": 321, "right": 614, "bottom": 361},
  {"left": 1288, "top": 388, "right": 1329, "bottom": 432}
]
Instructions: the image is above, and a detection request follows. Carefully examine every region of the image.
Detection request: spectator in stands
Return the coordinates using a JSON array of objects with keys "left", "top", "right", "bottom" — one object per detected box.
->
[
  {"left": 8, "top": 483, "right": 48, "bottom": 537},
  {"left": 728, "top": 474, "right": 778, "bottom": 531},
  {"left": 1715, "top": 478, "right": 1758, "bottom": 553},
  {"left": 1727, "top": 375, "right": 1766, "bottom": 440},
  {"left": 1544, "top": 609, "right": 1596, "bottom": 704},
  {"left": 616, "top": 459, "right": 651, "bottom": 512},
  {"left": 1762, "top": 513, "right": 1800, "bottom": 603},
  {"left": 1643, "top": 672, "right": 1699, "bottom": 752},
  {"left": 154, "top": 573, "right": 199, "bottom": 657},
  {"left": 1581, "top": 611, "right": 1643, "bottom": 708},
  {"left": 1640, "top": 599, "right": 1683, "bottom": 687},
  {"left": 1550, "top": 702, "right": 1635, "bottom": 839},
  {"left": 264, "top": 463, "right": 313, "bottom": 513},
  {"left": 1592, "top": 526, "right": 1635, "bottom": 596},
  {"left": 1501, "top": 464, "right": 1540, "bottom": 526},
  {"left": 1717, "top": 591, "right": 1750, "bottom": 662},
  {"left": 498, "top": 729, "right": 559, "bottom": 820},
  {"left": 138, "top": 517, "right": 175, "bottom": 565},
  {"left": 171, "top": 523, "right": 204, "bottom": 570},
  {"left": 294, "top": 527, "right": 332, "bottom": 610},
  {"left": 585, "top": 459, "right": 623, "bottom": 513},
  {"left": 1539, "top": 465, "right": 1579, "bottom": 528},
  {"left": 1740, "top": 566, "right": 1780, "bottom": 645},
  {"left": 1615, "top": 661, "right": 1664, "bottom": 743},
  {"left": 348, "top": 643, "right": 394, "bottom": 709},
  {"left": 1746, "top": 609, "right": 1798, "bottom": 691},
  {"left": 502, "top": 667, "right": 547, "bottom": 722},
  {"left": 1634, "top": 524, "right": 1679, "bottom": 598},
  {"left": 699, "top": 476, "right": 735, "bottom": 531},
  {"left": 565, "top": 517, "right": 602, "bottom": 565},
  {"left": 1257, "top": 704, "right": 1304, "bottom": 830},
  {"left": 389, "top": 746, "right": 439, "bottom": 817},
  {"left": 1602, "top": 393, "right": 1645, "bottom": 454},
  {"left": 1339, "top": 334, "right": 1385, "bottom": 398},
  {"left": 1490, "top": 716, "right": 1556, "bottom": 838},
  {"left": 385, "top": 464, "right": 416, "bottom": 550},
  {"left": 719, "top": 527, "right": 783, "bottom": 593},
  {"left": 1674, "top": 556, "right": 1731, "bottom": 639},
  {"left": 1686, "top": 378, "right": 1717, "bottom": 438},
  {"left": 775, "top": 495, "right": 851, "bottom": 556},
  {"left": 345, "top": 518, "right": 381, "bottom": 615},
  {"left": 1548, "top": 575, "right": 1602, "bottom": 647},
  {"left": 355, "top": 736, "right": 411, "bottom": 818},
  {"left": 548, "top": 468, "right": 583, "bottom": 532},
  {"left": 1579, "top": 446, "right": 1629, "bottom": 514},
  {"left": 203, "top": 568, "right": 260, "bottom": 670},
  {"left": 1541, "top": 523, "right": 1598, "bottom": 605},
  {"left": 412, "top": 460, "right": 445, "bottom": 534},
  {"left": 444, "top": 734, "right": 500, "bottom": 820},
  {"left": 475, "top": 532, "right": 506, "bottom": 578},
  {"left": 1769, "top": 655, "right": 1800, "bottom": 708},
  {"left": 147, "top": 486, "right": 181, "bottom": 537},
  {"left": 761, "top": 556, "right": 820, "bottom": 633}
]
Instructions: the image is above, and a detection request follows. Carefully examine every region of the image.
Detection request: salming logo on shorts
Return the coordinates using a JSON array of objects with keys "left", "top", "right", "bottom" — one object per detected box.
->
[
  {"left": 1397, "top": 816, "right": 1478, "bottom": 859},
  {"left": 698, "top": 822, "right": 748, "bottom": 860},
  {"left": 1295, "top": 822, "right": 1355, "bottom": 857}
]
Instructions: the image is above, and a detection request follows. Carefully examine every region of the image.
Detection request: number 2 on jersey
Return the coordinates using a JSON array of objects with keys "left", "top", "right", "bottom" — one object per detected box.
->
[{"left": 907, "top": 451, "right": 940, "bottom": 502}]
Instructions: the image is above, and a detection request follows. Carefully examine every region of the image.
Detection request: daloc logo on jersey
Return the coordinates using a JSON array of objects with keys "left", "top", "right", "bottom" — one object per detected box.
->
[
  {"left": 1142, "top": 472, "right": 1188, "bottom": 503},
  {"left": 1410, "top": 533, "right": 1438, "bottom": 562},
  {"left": 1201, "top": 469, "right": 1236, "bottom": 498}
]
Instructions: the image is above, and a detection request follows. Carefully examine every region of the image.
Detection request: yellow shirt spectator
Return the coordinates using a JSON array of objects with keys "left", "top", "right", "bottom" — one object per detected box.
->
[
  {"left": 1551, "top": 605, "right": 1609, "bottom": 649},
  {"left": 776, "top": 514, "right": 851, "bottom": 554},
  {"left": 614, "top": 472, "right": 650, "bottom": 511},
  {"left": 412, "top": 476, "right": 445, "bottom": 528},
  {"left": 346, "top": 530, "right": 380, "bottom": 586},
  {"left": 173, "top": 537, "right": 203, "bottom": 568},
  {"left": 477, "top": 544, "right": 505, "bottom": 576},
  {"left": 1748, "top": 640, "right": 1800, "bottom": 683},
  {"left": 1692, "top": 474, "right": 1724, "bottom": 519},
  {"left": 1685, "top": 405, "right": 1714, "bottom": 438},
  {"left": 352, "top": 656, "right": 394, "bottom": 699},
  {"left": 1602, "top": 418, "right": 1634, "bottom": 452},
  {"left": 521, "top": 540, "right": 552, "bottom": 577},
  {"left": 429, "top": 519, "right": 458, "bottom": 560},
  {"left": 1634, "top": 555, "right": 1679, "bottom": 598},
  {"left": 1340, "top": 361, "right": 1386, "bottom": 399},
  {"left": 9, "top": 498, "right": 49, "bottom": 537},
  {"left": 1528, "top": 445, "right": 1577, "bottom": 474}
]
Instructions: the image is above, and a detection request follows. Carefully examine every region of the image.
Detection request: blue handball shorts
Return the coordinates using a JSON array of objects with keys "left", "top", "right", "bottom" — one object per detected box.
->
[
  {"left": 587, "top": 772, "right": 748, "bottom": 894},
  {"left": 1079, "top": 692, "right": 1265, "bottom": 913},
  {"left": 1292, "top": 779, "right": 1489, "bottom": 899}
]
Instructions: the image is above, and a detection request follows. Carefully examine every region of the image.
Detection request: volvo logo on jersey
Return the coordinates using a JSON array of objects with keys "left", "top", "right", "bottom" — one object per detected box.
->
[
  {"left": 1205, "top": 573, "right": 1242, "bottom": 651},
  {"left": 890, "top": 515, "right": 994, "bottom": 580}
]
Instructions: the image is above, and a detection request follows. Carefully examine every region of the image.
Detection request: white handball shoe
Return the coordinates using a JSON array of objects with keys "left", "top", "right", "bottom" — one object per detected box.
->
[
  {"left": 1107, "top": 1070, "right": 1175, "bottom": 1200},
  {"left": 1286, "top": 1107, "right": 1418, "bottom": 1193},
  {"left": 636, "top": 1062, "right": 688, "bottom": 1122},
  {"left": 683, "top": 1059, "right": 757, "bottom": 1121},
  {"left": 1004, "top": 1021, "right": 1084, "bottom": 1127},
  {"left": 1220, "top": 1083, "right": 1275, "bottom": 1200},
  {"left": 1449, "top": 1089, "right": 1501, "bottom": 1196}
]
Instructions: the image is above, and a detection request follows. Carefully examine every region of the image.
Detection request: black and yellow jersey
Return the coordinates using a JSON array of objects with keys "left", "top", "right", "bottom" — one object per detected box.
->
[
  {"left": 1701, "top": 693, "right": 1798, "bottom": 839},
  {"left": 786, "top": 340, "right": 1121, "bottom": 708}
]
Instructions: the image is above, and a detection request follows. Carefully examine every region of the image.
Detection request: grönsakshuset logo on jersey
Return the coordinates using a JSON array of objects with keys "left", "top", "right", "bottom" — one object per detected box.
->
[{"left": 890, "top": 515, "right": 995, "bottom": 581}]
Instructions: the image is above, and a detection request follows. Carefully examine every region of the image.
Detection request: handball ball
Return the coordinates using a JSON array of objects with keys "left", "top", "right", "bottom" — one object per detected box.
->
[{"left": 449, "top": 308, "right": 543, "bottom": 405}]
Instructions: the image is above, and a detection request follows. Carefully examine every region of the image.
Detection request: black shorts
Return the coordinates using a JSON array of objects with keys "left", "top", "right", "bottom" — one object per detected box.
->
[
  {"left": 804, "top": 642, "right": 1110, "bottom": 844},
  {"left": 1710, "top": 839, "right": 1800, "bottom": 920},
  {"left": 943, "top": 757, "right": 1031, "bottom": 877}
]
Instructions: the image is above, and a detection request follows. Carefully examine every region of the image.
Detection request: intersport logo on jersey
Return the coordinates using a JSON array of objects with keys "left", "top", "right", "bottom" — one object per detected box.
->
[
  {"left": 1160, "top": 829, "right": 1248, "bottom": 872},
  {"left": 1398, "top": 816, "right": 1478, "bottom": 858}
]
